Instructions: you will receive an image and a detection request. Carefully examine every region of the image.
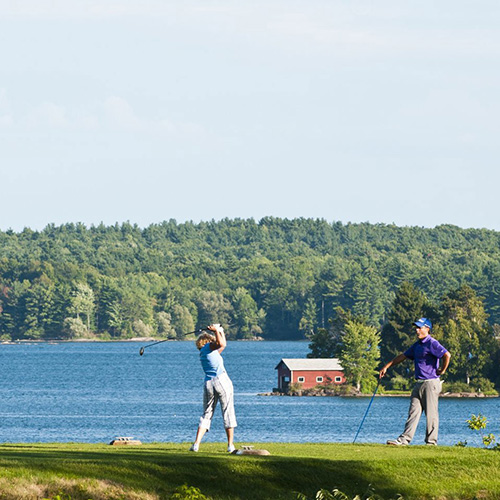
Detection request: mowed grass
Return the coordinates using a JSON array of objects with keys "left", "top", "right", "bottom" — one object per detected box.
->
[{"left": 0, "top": 442, "right": 499, "bottom": 499}]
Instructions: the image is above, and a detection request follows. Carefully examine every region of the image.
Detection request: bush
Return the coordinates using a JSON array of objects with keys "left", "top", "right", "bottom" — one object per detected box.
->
[
  {"left": 297, "top": 485, "right": 404, "bottom": 499},
  {"left": 443, "top": 381, "right": 474, "bottom": 393},
  {"left": 63, "top": 317, "right": 89, "bottom": 339},
  {"left": 360, "top": 378, "right": 378, "bottom": 394},
  {"left": 170, "top": 484, "right": 210, "bottom": 499},
  {"left": 387, "top": 375, "right": 411, "bottom": 392},
  {"left": 303, "top": 384, "right": 353, "bottom": 396},
  {"left": 287, "top": 382, "right": 304, "bottom": 395},
  {"left": 471, "top": 377, "right": 498, "bottom": 394},
  {"left": 442, "top": 379, "right": 498, "bottom": 395}
]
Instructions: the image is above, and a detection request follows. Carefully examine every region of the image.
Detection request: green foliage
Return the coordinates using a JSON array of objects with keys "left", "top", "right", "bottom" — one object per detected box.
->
[
  {"left": 42, "top": 495, "right": 74, "bottom": 500},
  {"left": 439, "top": 285, "right": 495, "bottom": 385},
  {"left": 467, "top": 413, "right": 488, "bottom": 432},
  {"left": 471, "top": 377, "right": 497, "bottom": 394},
  {"left": 308, "top": 308, "right": 353, "bottom": 358},
  {"left": 443, "top": 379, "right": 498, "bottom": 395},
  {"left": 0, "top": 218, "right": 500, "bottom": 358},
  {"left": 69, "top": 283, "right": 95, "bottom": 328},
  {"left": 300, "top": 297, "right": 318, "bottom": 337},
  {"left": 297, "top": 485, "right": 404, "bottom": 500},
  {"left": 63, "top": 317, "right": 89, "bottom": 339},
  {"left": 170, "top": 484, "right": 210, "bottom": 500},
  {"left": 467, "top": 413, "right": 497, "bottom": 448},
  {"left": 288, "top": 382, "right": 304, "bottom": 394},
  {"left": 339, "top": 319, "right": 380, "bottom": 391},
  {"left": 157, "top": 311, "right": 176, "bottom": 338},
  {"left": 360, "top": 377, "right": 379, "bottom": 395},
  {"left": 386, "top": 375, "right": 412, "bottom": 392},
  {"left": 308, "top": 328, "right": 340, "bottom": 358},
  {"left": 443, "top": 381, "right": 475, "bottom": 393},
  {"left": 232, "top": 287, "right": 264, "bottom": 339},
  {"left": 380, "top": 282, "right": 430, "bottom": 376},
  {"left": 194, "top": 290, "right": 232, "bottom": 334}
]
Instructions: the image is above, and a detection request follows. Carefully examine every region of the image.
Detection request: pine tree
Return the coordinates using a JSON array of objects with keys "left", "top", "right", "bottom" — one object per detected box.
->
[{"left": 380, "top": 282, "right": 432, "bottom": 376}]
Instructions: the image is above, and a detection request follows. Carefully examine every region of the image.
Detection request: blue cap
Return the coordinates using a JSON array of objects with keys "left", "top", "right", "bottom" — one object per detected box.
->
[{"left": 414, "top": 317, "right": 432, "bottom": 329}]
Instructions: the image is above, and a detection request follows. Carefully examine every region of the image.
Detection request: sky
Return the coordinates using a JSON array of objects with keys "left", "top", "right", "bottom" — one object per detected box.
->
[{"left": 1, "top": 1, "right": 500, "bottom": 232}]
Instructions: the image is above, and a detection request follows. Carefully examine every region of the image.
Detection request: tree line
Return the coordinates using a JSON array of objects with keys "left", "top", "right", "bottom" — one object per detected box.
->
[{"left": 0, "top": 218, "right": 499, "bottom": 365}]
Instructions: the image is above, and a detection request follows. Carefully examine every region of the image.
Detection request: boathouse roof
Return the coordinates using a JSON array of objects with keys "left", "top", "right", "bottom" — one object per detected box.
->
[{"left": 275, "top": 358, "right": 343, "bottom": 371}]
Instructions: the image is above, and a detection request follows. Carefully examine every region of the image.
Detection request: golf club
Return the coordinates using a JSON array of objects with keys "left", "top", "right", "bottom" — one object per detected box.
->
[
  {"left": 139, "top": 327, "right": 212, "bottom": 356},
  {"left": 352, "top": 378, "right": 381, "bottom": 443}
]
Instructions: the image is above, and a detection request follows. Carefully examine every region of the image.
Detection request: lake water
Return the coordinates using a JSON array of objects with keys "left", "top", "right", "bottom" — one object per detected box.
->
[{"left": 0, "top": 341, "right": 498, "bottom": 447}]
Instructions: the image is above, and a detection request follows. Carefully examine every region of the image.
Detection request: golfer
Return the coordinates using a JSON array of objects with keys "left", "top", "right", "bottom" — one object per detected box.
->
[
  {"left": 190, "top": 323, "right": 237, "bottom": 453},
  {"left": 379, "top": 317, "right": 451, "bottom": 446}
]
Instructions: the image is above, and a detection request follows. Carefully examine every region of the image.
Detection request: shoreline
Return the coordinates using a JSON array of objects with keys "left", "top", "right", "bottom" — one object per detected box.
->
[
  {"left": 259, "top": 391, "right": 498, "bottom": 398},
  {"left": 1, "top": 336, "right": 266, "bottom": 344}
]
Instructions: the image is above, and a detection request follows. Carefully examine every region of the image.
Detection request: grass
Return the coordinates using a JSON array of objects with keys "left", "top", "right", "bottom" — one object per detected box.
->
[{"left": 0, "top": 442, "right": 499, "bottom": 499}]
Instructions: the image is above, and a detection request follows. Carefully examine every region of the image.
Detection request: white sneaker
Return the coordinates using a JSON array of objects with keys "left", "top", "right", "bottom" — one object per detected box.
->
[
  {"left": 386, "top": 438, "right": 406, "bottom": 446},
  {"left": 189, "top": 443, "right": 199, "bottom": 452},
  {"left": 227, "top": 444, "right": 236, "bottom": 453}
]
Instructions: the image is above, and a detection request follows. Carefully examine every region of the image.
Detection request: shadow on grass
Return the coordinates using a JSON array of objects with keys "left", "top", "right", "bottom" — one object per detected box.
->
[{"left": 0, "top": 445, "right": 413, "bottom": 500}]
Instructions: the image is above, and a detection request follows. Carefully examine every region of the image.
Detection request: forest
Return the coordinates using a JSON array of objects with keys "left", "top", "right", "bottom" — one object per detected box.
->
[{"left": 0, "top": 217, "right": 499, "bottom": 342}]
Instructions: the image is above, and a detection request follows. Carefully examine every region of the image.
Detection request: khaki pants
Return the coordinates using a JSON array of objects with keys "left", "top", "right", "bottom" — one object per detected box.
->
[
  {"left": 199, "top": 372, "right": 237, "bottom": 430},
  {"left": 399, "top": 378, "right": 442, "bottom": 445}
]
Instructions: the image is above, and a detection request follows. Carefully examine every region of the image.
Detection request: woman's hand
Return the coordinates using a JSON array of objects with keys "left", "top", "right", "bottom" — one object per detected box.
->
[
  {"left": 208, "top": 324, "right": 224, "bottom": 334},
  {"left": 208, "top": 323, "right": 226, "bottom": 351}
]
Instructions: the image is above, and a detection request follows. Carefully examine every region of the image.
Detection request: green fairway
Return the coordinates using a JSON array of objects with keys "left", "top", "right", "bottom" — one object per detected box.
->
[{"left": 0, "top": 442, "right": 499, "bottom": 499}]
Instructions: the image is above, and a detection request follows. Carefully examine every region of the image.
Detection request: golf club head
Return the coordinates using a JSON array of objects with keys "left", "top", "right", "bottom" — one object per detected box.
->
[{"left": 139, "top": 347, "right": 145, "bottom": 356}]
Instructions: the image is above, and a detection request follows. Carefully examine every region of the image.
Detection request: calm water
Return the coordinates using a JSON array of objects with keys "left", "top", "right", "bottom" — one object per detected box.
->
[{"left": 0, "top": 341, "right": 497, "bottom": 446}]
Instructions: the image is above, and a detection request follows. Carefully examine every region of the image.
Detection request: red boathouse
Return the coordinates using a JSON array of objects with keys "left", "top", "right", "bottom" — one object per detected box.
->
[{"left": 275, "top": 358, "right": 346, "bottom": 390}]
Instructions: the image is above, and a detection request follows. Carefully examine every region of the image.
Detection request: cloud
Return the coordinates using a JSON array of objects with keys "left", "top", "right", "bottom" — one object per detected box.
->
[
  {"left": 2, "top": 1, "right": 499, "bottom": 59},
  {"left": 0, "top": 89, "right": 12, "bottom": 127},
  {"left": 0, "top": 0, "right": 190, "bottom": 19},
  {"left": 25, "top": 102, "right": 69, "bottom": 128},
  {"left": 0, "top": 88, "right": 8, "bottom": 110},
  {"left": 103, "top": 96, "right": 142, "bottom": 129},
  {"left": 1, "top": 92, "right": 209, "bottom": 141},
  {"left": 0, "top": 115, "right": 13, "bottom": 127}
]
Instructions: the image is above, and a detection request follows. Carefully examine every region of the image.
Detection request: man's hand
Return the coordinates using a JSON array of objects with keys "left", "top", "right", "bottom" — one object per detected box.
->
[{"left": 379, "top": 366, "right": 388, "bottom": 379}]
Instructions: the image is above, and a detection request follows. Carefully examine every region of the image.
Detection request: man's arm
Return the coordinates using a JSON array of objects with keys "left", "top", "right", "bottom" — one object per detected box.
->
[
  {"left": 436, "top": 351, "right": 451, "bottom": 376},
  {"left": 379, "top": 353, "right": 407, "bottom": 378}
]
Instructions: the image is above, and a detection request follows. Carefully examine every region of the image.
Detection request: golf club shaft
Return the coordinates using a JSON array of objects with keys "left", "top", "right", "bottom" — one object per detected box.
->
[
  {"left": 352, "top": 378, "right": 381, "bottom": 443},
  {"left": 140, "top": 327, "right": 211, "bottom": 352}
]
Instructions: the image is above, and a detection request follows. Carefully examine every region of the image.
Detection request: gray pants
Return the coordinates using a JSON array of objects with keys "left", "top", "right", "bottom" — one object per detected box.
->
[
  {"left": 199, "top": 372, "right": 237, "bottom": 430},
  {"left": 399, "top": 378, "right": 442, "bottom": 445}
]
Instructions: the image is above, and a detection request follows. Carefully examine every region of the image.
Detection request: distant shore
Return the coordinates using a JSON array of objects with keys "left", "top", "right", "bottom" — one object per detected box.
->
[
  {"left": 259, "top": 390, "right": 498, "bottom": 398},
  {"left": 1, "top": 336, "right": 265, "bottom": 344},
  {"left": 1, "top": 338, "right": 157, "bottom": 344}
]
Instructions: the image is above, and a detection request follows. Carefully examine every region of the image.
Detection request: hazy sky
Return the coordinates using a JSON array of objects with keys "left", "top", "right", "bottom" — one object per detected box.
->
[{"left": 1, "top": 1, "right": 499, "bottom": 232}]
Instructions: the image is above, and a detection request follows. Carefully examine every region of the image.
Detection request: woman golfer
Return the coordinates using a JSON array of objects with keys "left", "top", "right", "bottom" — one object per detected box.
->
[{"left": 190, "top": 323, "right": 237, "bottom": 453}]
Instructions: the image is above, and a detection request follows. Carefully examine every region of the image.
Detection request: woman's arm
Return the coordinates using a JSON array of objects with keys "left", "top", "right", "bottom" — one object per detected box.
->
[{"left": 208, "top": 324, "right": 226, "bottom": 353}]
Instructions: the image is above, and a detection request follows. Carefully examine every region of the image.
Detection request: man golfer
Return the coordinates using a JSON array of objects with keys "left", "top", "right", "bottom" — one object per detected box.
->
[
  {"left": 379, "top": 317, "right": 451, "bottom": 446},
  {"left": 190, "top": 323, "right": 237, "bottom": 453}
]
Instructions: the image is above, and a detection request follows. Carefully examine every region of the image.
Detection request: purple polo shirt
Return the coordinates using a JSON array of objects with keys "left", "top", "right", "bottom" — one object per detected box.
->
[{"left": 404, "top": 335, "right": 448, "bottom": 380}]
